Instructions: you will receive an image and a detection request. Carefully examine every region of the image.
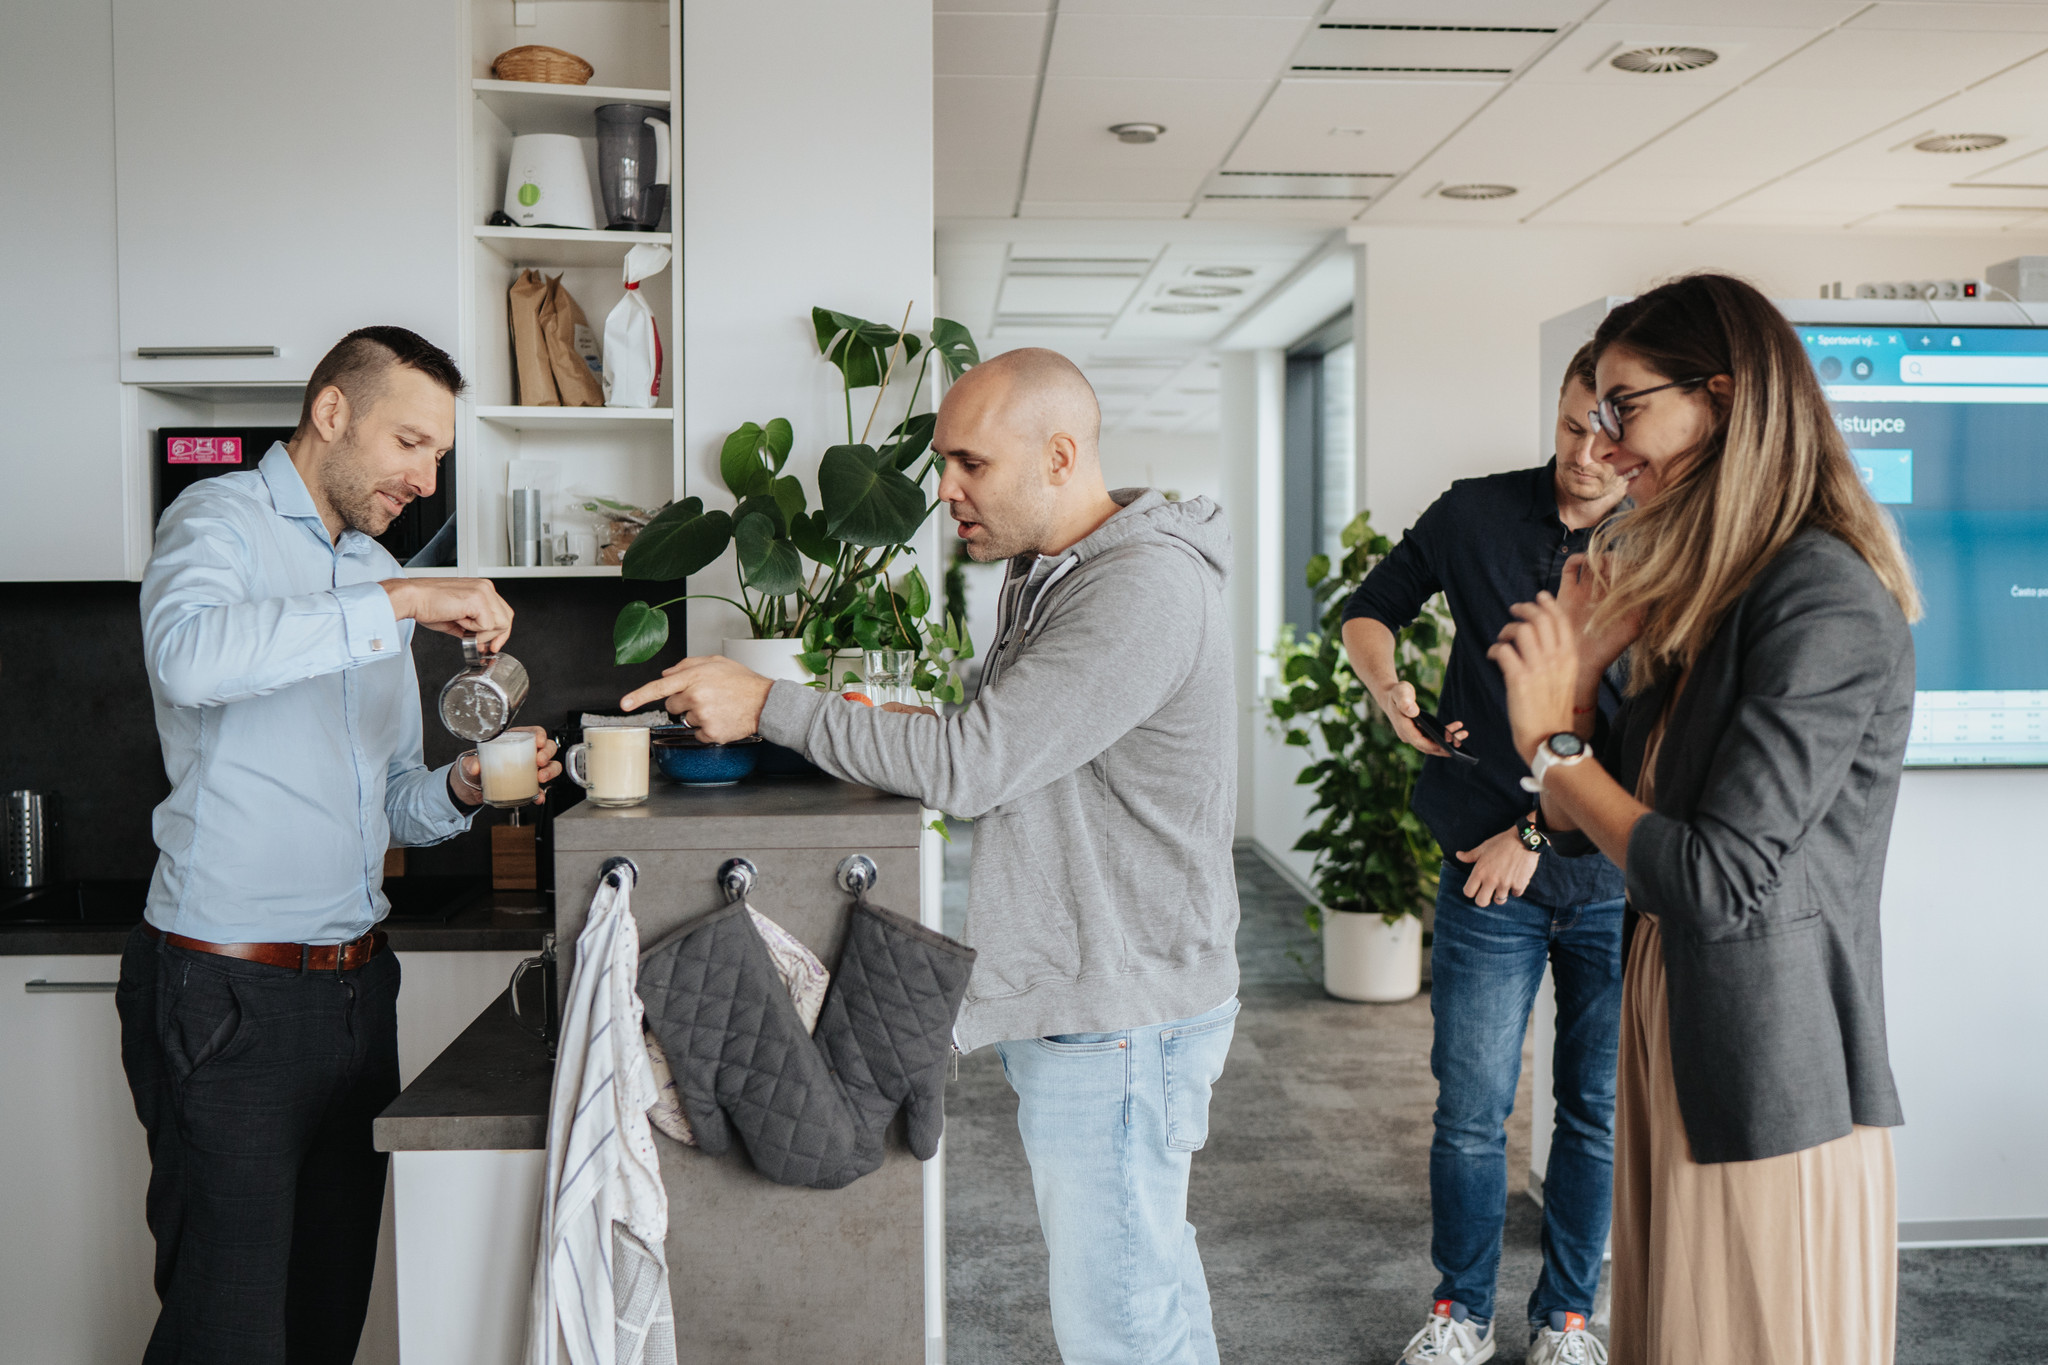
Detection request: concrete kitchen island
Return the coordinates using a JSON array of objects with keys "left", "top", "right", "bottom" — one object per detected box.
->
[{"left": 376, "top": 776, "right": 944, "bottom": 1364}]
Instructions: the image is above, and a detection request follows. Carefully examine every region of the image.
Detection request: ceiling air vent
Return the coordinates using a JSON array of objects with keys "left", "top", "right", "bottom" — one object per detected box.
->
[
  {"left": 1438, "top": 183, "right": 1517, "bottom": 201},
  {"left": 1610, "top": 45, "right": 1719, "bottom": 74},
  {"left": 1192, "top": 266, "right": 1254, "bottom": 278},
  {"left": 1169, "top": 285, "right": 1242, "bottom": 299},
  {"left": 1914, "top": 133, "right": 2008, "bottom": 154},
  {"left": 1152, "top": 303, "right": 1220, "bottom": 315}
]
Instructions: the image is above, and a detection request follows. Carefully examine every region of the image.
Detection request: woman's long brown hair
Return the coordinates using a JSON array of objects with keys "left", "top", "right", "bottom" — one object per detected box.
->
[{"left": 1588, "top": 273, "right": 1921, "bottom": 693}]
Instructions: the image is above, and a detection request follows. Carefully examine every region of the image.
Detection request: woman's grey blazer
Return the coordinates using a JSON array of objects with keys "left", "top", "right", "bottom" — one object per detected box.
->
[{"left": 1560, "top": 527, "right": 1913, "bottom": 1164}]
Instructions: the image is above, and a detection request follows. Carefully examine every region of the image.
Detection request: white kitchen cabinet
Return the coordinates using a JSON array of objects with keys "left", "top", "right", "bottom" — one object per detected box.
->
[
  {"left": 111, "top": 0, "right": 463, "bottom": 388},
  {"left": 0, "top": 948, "right": 526, "bottom": 1365},
  {"left": 0, "top": 5, "right": 130, "bottom": 581}
]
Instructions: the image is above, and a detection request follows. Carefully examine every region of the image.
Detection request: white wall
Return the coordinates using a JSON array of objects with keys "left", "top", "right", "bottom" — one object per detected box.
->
[
  {"left": 1098, "top": 430, "right": 1221, "bottom": 507},
  {"left": 681, "top": 0, "right": 934, "bottom": 655}
]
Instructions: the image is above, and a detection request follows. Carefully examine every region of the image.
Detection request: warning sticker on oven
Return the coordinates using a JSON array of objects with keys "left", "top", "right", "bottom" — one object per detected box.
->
[{"left": 166, "top": 436, "right": 243, "bottom": 465}]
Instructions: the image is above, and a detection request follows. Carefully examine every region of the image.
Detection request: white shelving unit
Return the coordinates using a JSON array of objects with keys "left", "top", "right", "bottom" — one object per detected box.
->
[{"left": 456, "top": 0, "right": 681, "bottom": 578}]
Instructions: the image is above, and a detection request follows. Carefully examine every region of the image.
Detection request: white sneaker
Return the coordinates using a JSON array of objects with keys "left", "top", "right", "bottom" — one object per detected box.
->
[
  {"left": 1396, "top": 1300, "right": 1495, "bottom": 1364},
  {"left": 1527, "top": 1311, "right": 1606, "bottom": 1365}
]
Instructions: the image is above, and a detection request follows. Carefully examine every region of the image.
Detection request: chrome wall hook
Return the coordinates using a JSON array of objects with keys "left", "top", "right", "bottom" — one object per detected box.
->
[
  {"left": 718, "top": 857, "right": 758, "bottom": 904},
  {"left": 599, "top": 856, "right": 639, "bottom": 889},
  {"left": 835, "top": 854, "right": 877, "bottom": 897}
]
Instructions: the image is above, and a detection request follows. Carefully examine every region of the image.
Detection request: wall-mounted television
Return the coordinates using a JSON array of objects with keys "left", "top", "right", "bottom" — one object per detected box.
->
[{"left": 1795, "top": 321, "right": 2048, "bottom": 766}]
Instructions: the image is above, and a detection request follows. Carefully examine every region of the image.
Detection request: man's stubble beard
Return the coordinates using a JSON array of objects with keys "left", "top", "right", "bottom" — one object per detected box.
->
[{"left": 320, "top": 429, "right": 405, "bottom": 537}]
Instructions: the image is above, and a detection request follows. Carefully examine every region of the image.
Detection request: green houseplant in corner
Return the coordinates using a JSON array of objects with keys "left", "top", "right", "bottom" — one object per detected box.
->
[
  {"left": 1267, "top": 510, "right": 1453, "bottom": 1002},
  {"left": 610, "top": 306, "right": 979, "bottom": 702}
]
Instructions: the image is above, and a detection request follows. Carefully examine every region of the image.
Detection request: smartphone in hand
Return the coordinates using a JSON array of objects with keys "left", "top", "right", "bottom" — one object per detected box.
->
[{"left": 1411, "top": 710, "right": 1479, "bottom": 765}]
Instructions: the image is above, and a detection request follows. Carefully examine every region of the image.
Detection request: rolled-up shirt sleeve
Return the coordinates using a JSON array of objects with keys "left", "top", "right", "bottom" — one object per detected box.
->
[
  {"left": 1341, "top": 493, "right": 1448, "bottom": 632},
  {"left": 143, "top": 501, "right": 406, "bottom": 709}
]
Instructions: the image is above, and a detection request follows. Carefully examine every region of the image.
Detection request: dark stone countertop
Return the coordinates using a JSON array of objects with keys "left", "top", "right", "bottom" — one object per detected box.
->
[
  {"left": 0, "top": 889, "right": 553, "bottom": 957},
  {"left": 375, "top": 989, "right": 551, "bottom": 1152}
]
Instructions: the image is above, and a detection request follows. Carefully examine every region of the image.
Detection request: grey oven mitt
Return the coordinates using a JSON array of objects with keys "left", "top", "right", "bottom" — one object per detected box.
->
[
  {"left": 814, "top": 897, "right": 978, "bottom": 1162},
  {"left": 637, "top": 903, "right": 870, "bottom": 1189}
]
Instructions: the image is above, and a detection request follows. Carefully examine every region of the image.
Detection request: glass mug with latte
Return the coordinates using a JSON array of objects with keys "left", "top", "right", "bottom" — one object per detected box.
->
[
  {"left": 566, "top": 726, "right": 650, "bottom": 808},
  {"left": 477, "top": 729, "right": 541, "bottom": 807}
]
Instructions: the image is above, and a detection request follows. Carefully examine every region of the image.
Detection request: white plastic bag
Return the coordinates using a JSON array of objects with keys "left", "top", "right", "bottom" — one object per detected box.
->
[{"left": 603, "top": 243, "right": 671, "bottom": 408}]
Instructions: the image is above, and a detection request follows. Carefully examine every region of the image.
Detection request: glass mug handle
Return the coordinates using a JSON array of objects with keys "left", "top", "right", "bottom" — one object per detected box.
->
[{"left": 565, "top": 741, "right": 590, "bottom": 790}]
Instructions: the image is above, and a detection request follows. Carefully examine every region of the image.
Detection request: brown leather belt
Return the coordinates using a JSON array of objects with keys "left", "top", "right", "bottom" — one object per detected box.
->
[{"left": 142, "top": 922, "right": 387, "bottom": 972}]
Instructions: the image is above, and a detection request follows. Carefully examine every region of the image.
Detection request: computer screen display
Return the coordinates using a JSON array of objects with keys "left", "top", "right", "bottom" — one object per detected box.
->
[{"left": 1800, "top": 325, "right": 2048, "bottom": 766}]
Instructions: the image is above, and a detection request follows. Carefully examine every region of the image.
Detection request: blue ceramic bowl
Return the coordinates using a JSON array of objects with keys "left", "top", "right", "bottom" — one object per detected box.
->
[{"left": 651, "top": 731, "right": 761, "bottom": 786}]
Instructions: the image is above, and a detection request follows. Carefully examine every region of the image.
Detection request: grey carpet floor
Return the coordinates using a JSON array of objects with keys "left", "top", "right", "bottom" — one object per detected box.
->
[{"left": 941, "top": 832, "right": 2048, "bottom": 1364}]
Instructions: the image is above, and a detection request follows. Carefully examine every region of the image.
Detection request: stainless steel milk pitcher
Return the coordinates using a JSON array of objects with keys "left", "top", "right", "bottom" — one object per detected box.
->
[{"left": 437, "top": 636, "right": 531, "bottom": 742}]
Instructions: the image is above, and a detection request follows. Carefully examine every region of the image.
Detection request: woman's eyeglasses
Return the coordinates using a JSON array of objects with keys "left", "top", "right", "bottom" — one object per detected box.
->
[{"left": 1590, "top": 377, "right": 1709, "bottom": 441}]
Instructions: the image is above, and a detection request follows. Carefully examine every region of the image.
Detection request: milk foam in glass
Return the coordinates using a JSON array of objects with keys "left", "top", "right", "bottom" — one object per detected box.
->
[
  {"left": 567, "top": 726, "right": 650, "bottom": 808},
  {"left": 478, "top": 730, "right": 540, "bottom": 808}
]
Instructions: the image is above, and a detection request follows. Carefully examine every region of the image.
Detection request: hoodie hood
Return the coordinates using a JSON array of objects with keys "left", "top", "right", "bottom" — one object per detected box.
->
[{"left": 1066, "top": 488, "right": 1231, "bottom": 584}]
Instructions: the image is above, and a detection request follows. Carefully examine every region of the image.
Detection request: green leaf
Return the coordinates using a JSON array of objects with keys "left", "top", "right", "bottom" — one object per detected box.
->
[
  {"left": 790, "top": 510, "right": 838, "bottom": 565},
  {"left": 720, "top": 423, "right": 775, "bottom": 498},
  {"left": 881, "top": 411, "right": 937, "bottom": 471},
  {"left": 733, "top": 512, "right": 775, "bottom": 575},
  {"left": 613, "top": 601, "right": 669, "bottom": 665},
  {"left": 733, "top": 494, "right": 787, "bottom": 538},
  {"left": 763, "top": 417, "right": 793, "bottom": 472},
  {"left": 798, "top": 650, "right": 832, "bottom": 676},
  {"left": 734, "top": 514, "right": 804, "bottom": 596},
  {"left": 813, "top": 308, "right": 918, "bottom": 390},
  {"left": 1305, "top": 553, "right": 1330, "bottom": 588},
  {"left": 621, "top": 498, "right": 732, "bottom": 581},
  {"left": 770, "top": 475, "right": 807, "bottom": 526},
  {"left": 930, "top": 317, "right": 980, "bottom": 380},
  {"left": 926, "top": 816, "right": 952, "bottom": 844},
  {"left": 818, "top": 443, "right": 928, "bottom": 547},
  {"left": 901, "top": 566, "right": 932, "bottom": 619}
]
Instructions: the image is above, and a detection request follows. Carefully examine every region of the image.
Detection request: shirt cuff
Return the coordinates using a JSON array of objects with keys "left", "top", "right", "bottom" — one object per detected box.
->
[
  {"left": 428, "top": 760, "right": 480, "bottom": 832},
  {"left": 334, "top": 581, "right": 404, "bottom": 661},
  {"left": 759, "top": 679, "right": 825, "bottom": 750}
]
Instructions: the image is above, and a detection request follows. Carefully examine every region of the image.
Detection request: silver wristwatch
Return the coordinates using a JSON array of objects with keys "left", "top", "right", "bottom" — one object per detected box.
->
[{"left": 1519, "top": 732, "right": 1590, "bottom": 794}]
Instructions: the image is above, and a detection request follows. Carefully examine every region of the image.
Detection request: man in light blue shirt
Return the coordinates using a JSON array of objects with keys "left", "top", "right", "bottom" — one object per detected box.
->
[{"left": 117, "top": 326, "right": 558, "bottom": 1364}]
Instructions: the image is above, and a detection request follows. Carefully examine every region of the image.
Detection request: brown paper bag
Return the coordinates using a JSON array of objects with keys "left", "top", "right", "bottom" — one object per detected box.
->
[
  {"left": 541, "top": 276, "right": 604, "bottom": 407},
  {"left": 508, "top": 269, "right": 559, "bottom": 407}
]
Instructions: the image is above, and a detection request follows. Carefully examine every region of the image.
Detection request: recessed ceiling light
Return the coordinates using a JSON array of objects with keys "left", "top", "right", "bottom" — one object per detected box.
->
[
  {"left": 1611, "top": 45, "right": 1719, "bottom": 74},
  {"left": 1439, "top": 183, "right": 1518, "bottom": 201},
  {"left": 1152, "top": 303, "right": 1220, "bottom": 314},
  {"left": 1191, "top": 266, "right": 1254, "bottom": 278},
  {"left": 1168, "top": 285, "right": 1242, "bottom": 299},
  {"left": 1914, "top": 133, "right": 2008, "bottom": 154},
  {"left": 1109, "top": 122, "right": 1166, "bottom": 145}
]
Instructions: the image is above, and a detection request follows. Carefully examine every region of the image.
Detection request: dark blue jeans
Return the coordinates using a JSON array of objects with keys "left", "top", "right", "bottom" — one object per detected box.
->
[{"left": 1428, "top": 862, "right": 1623, "bottom": 1326}]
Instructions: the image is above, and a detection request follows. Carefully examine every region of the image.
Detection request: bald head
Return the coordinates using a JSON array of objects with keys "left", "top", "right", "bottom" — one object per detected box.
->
[{"left": 935, "top": 347, "right": 1122, "bottom": 562}]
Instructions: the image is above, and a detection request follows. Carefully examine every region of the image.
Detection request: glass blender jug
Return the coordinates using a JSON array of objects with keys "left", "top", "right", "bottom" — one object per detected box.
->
[{"left": 594, "top": 104, "right": 670, "bottom": 231}]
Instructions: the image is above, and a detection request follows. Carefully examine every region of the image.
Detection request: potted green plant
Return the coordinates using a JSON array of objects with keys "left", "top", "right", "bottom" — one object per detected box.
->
[
  {"left": 609, "top": 306, "right": 979, "bottom": 695},
  {"left": 1267, "top": 510, "right": 1452, "bottom": 1003}
]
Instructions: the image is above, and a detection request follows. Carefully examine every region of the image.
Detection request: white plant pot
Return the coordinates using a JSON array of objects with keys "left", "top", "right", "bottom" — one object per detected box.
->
[
  {"left": 721, "top": 637, "right": 813, "bottom": 685},
  {"left": 1323, "top": 908, "right": 1424, "bottom": 1003}
]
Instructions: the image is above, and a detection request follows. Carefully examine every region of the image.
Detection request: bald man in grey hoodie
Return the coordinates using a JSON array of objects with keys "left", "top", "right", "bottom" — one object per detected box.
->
[{"left": 623, "top": 348, "right": 1240, "bottom": 1365}]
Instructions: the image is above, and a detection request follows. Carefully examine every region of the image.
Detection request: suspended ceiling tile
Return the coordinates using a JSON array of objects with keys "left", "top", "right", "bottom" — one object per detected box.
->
[
  {"left": 1190, "top": 197, "right": 1369, "bottom": 223},
  {"left": 1708, "top": 176, "right": 1911, "bottom": 220},
  {"left": 935, "top": 13, "right": 1051, "bottom": 77},
  {"left": 1320, "top": 0, "right": 1584, "bottom": 22},
  {"left": 1592, "top": 86, "right": 1944, "bottom": 182},
  {"left": 935, "top": 0, "right": 1053, "bottom": 12},
  {"left": 1026, "top": 160, "right": 1214, "bottom": 201},
  {"left": 1853, "top": 205, "right": 2048, "bottom": 231},
  {"left": 1022, "top": 75, "right": 1272, "bottom": 197},
  {"left": 1598, "top": 0, "right": 1865, "bottom": 24},
  {"left": 1535, "top": 175, "right": 1763, "bottom": 224},
  {"left": 935, "top": 76, "right": 1039, "bottom": 217},
  {"left": 1048, "top": 13, "right": 1314, "bottom": 80},
  {"left": 1017, "top": 199, "right": 1198, "bottom": 216},
  {"left": 1290, "top": 24, "right": 1553, "bottom": 76},
  {"left": 1749, "top": 25, "right": 2043, "bottom": 90},
  {"left": 996, "top": 272, "right": 1147, "bottom": 316},
  {"left": 1520, "top": 23, "right": 1829, "bottom": 89},
  {"left": 1223, "top": 78, "right": 1496, "bottom": 173},
  {"left": 1852, "top": 3, "right": 2048, "bottom": 33},
  {"left": 1060, "top": 0, "right": 1324, "bottom": 14}
]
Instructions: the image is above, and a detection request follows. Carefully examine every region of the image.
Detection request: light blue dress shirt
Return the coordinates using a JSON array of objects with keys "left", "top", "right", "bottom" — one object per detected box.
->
[{"left": 141, "top": 443, "right": 474, "bottom": 945}]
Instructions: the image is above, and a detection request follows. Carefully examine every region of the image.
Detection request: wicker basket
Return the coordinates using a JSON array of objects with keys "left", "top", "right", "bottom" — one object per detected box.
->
[{"left": 491, "top": 45, "right": 594, "bottom": 85}]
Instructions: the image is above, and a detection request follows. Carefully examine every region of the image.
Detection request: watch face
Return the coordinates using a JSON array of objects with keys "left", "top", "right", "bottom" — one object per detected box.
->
[{"left": 1546, "top": 732, "right": 1587, "bottom": 758}]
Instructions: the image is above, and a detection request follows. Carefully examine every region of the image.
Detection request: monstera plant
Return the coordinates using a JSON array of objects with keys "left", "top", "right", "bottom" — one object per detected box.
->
[{"left": 612, "top": 306, "right": 979, "bottom": 684}]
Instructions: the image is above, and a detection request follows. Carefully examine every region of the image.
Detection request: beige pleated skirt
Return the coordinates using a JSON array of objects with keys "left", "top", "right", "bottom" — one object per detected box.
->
[{"left": 1609, "top": 915, "right": 1898, "bottom": 1365}]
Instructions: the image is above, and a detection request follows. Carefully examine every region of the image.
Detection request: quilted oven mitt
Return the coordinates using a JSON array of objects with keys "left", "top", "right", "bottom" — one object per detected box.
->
[
  {"left": 637, "top": 903, "right": 870, "bottom": 1189},
  {"left": 814, "top": 898, "right": 978, "bottom": 1161}
]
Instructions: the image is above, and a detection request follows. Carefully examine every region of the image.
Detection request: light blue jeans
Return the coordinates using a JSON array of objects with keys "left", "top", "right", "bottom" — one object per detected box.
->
[{"left": 994, "top": 997, "right": 1240, "bottom": 1365}]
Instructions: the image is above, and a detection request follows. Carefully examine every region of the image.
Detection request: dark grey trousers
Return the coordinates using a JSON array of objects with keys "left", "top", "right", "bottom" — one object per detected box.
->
[{"left": 115, "top": 925, "right": 400, "bottom": 1365}]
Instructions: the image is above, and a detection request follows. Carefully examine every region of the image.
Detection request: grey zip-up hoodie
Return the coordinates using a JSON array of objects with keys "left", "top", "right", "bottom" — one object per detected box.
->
[{"left": 758, "top": 488, "right": 1239, "bottom": 1051}]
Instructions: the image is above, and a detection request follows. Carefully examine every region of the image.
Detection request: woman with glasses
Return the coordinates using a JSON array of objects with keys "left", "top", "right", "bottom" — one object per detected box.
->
[{"left": 1488, "top": 273, "right": 1919, "bottom": 1365}]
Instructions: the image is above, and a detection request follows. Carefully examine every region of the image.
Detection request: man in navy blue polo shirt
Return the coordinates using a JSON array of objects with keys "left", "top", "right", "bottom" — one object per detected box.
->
[{"left": 1342, "top": 343, "right": 1628, "bottom": 1365}]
